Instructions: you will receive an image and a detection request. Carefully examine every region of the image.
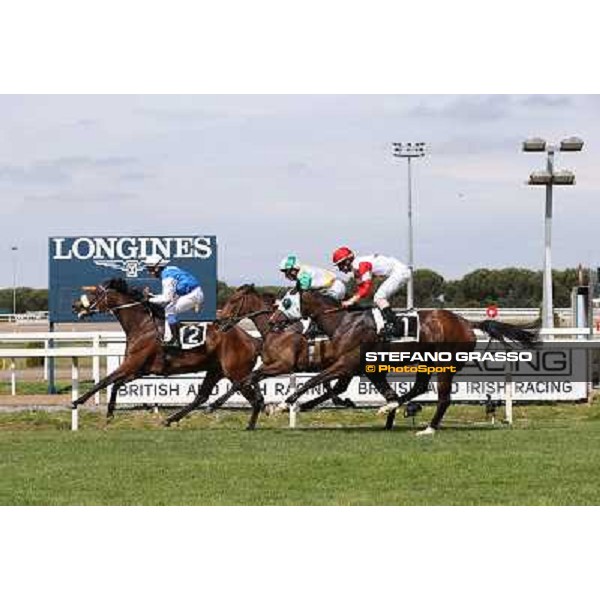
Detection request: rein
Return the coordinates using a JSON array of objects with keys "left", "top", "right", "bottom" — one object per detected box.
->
[
  {"left": 219, "top": 308, "right": 272, "bottom": 332},
  {"left": 85, "top": 287, "right": 146, "bottom": 315}
]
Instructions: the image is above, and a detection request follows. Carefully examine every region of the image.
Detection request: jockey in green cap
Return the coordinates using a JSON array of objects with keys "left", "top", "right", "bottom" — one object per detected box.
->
[{"left": 279, "top": 254, "right": 346, "bottom": 300}]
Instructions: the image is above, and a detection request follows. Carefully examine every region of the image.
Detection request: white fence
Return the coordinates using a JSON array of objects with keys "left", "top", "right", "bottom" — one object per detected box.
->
[
  {"left": 0, "top": 325, "right": 596, "bottom": 432},
  {"left": 0, "top": 311, "right": 49, "bottom": 323}
]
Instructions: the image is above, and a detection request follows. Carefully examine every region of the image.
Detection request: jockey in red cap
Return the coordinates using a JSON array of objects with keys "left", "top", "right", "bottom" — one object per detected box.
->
[{"left": 332, "top": 246, "right": 410, "bottom": 337}]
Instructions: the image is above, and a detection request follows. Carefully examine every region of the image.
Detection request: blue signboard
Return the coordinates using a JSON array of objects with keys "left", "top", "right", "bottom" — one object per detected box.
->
[{"left": 48, "top": 236, "right": 217, "bottom": 323}]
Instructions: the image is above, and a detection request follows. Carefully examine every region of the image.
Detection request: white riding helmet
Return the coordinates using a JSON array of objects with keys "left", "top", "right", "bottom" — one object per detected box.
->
[{"left": 143, "top": 254, "right": 170, "bottom": 269}]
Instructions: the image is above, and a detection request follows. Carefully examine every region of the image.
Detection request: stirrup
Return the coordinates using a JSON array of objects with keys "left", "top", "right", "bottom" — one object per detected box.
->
[{"left": 162, "top": 338, "right": 181, "bottom": 349}]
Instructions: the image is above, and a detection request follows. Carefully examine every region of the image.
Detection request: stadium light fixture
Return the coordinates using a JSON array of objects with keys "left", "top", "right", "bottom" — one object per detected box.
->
[
  {"left": 523, "top": 137, "right": 584, "bottom": 331},
  {"left": 523, "top": 137, "right": 547, "bottom": 152},
  {"left": 560, "top": 136, "right": 584, "bottom": 152},
  {"left": 392, "top": 142, "right": 427, "bottom": 308}
]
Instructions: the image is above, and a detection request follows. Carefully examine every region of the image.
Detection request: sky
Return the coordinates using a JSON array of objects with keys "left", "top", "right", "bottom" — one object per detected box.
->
[{"left": 1, "top": 94, "right": 599, "bottom": 288}]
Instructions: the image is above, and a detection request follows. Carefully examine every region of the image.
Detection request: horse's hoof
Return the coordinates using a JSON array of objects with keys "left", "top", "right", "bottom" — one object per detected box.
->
[
  {"left": 163, "top": 420, "right": 172, "bottom": 428},
  {"left": 377, "top": 402, "right": 399, "bottom": 415},
  {"left": 266, "top": 402, "right": 289, "bottom": 416},
  {"left": 416, "top": 426, "right": 436, "bottom": 437}
]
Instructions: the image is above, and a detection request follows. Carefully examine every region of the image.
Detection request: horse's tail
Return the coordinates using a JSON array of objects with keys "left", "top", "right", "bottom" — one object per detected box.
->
[{"left": 470, "top": 319, "right": 540, "bottom": 349}]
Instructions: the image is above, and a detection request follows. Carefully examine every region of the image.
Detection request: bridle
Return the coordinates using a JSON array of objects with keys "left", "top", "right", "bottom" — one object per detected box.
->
[
  {"left": 219, "top": 291, "right": 272, "bottom": 331},
  {"left": 81, "top": 285, "right": 145, "bottom": 317}
]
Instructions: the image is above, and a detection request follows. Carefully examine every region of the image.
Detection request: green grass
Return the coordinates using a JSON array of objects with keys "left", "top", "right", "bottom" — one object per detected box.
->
[
  {"left": 0, "top": 379, "right": 96, "bottom": 395},
  {"left": 2, "top": 404, "right": 600, "bottom": 505}
]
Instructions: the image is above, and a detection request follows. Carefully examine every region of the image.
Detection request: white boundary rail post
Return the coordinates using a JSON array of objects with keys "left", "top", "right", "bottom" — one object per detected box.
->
[
  {"left": 92, "top": 334, "right": 100, "bottom": 405},
  {"left": 71, "top": 357, "right": 79, "bottom": 431},
  {"left": 43, "top": 340, "right": 49, "bottom": 381},
  {"left": 10, "top": 358, "right": 16, "bottom": 396},
  {"left": 504, "top": 373, "right": 513, "bottom": 425},
  {"left": 289, "top": 374, "right": 298, "bottom": 429}
]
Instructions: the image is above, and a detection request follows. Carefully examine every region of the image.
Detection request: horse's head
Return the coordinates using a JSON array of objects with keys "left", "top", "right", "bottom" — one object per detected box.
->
[
  {"left": 220, "top": 284, "right": 273, "bottom": 320},
  {"left": 72, "top": 278, "right": 141, "bottom": 319}
]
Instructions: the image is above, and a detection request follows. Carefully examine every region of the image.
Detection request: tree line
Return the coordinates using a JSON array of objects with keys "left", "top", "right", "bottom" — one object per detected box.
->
[{"left": 0, "top": 268, "right": 583, "bottom": 314}]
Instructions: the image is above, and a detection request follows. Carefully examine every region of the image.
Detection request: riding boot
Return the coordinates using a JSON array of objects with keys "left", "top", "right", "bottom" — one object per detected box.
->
[
  {"left": 304, "top": 319, "right": 323, "bottom": 339},
  {"left": 164, "top": 321, "right": 181, "bottom": 349},
  {"left": 381, "top": 306, "right": 398, "bottom": 340}
]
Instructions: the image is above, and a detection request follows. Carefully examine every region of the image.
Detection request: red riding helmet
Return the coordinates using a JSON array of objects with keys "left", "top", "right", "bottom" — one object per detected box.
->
[{"left": 332, "top": 246, "right": 354, "bottom": 266}]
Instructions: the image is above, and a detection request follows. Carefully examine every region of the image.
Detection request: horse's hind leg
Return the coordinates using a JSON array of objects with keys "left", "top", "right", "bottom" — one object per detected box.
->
[
  {"left": 164, "top": 368, "right": 222, "bottom": 426},
  {"left": 418, "top": 371, "right": 453, "bottom": 436},
  {"left": 372, "top": 370, "right": 431, "bottom": 430},
  {"left": 240, "top": 384, "right": 265, "bottom": 431},
  {"left": 299, "top": 377, "right": 354, "bottom": 412}
]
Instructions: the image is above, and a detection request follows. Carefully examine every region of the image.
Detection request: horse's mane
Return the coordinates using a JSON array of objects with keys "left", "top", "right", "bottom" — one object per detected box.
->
[
  {"left": 237, "top": 283, "right": 278, "bottom": 310},
  {"left": 103, "top": 278, "right": 165, "bottom": 319},
  {"left": 304, "top": 289, "right": 341, "bottom": 308}
]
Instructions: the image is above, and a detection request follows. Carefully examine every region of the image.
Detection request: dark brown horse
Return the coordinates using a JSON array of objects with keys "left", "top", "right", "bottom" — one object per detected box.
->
[
  {"left": 270, "top": 290, "right": 537, "bottom": 435},
  {"left": 71, "top": 278, "right": 265, "bottom": 429},
  {"left": 207, "top": 284, "right": 355, "bottom": 413}
]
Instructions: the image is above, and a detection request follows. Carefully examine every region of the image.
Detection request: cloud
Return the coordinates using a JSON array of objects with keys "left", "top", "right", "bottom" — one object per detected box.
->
[
  {"left": 23, "top": 191, "right": 138, "bottom": 204},
  {"left": 0, "top": 163, "right": 70, "bottom": 185},
  {"left": 519, "top": 95, "right": 573, "bottom": 108},
  {"left": 408, "top": 95, "right": 513, "bottom": 121},
  {"left": 435, "top": 135, "right": 520, "bottom": 156},
  {"left": 0, "top": 156, "right": 139, "bottom": 186}
]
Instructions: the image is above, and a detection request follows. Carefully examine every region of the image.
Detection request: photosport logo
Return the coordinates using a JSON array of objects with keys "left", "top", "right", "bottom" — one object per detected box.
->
[{"left": 359, "top": 342, "right": 591, "bottom": 384}]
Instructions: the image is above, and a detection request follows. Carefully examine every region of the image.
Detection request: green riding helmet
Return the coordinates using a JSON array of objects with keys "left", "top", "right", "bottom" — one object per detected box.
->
[{"left": 279, "top": 254, "right": 299, "bottom": 272}]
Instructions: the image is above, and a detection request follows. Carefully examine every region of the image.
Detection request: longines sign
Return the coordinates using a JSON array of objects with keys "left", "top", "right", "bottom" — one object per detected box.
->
[{"left": 48, "top": 235, "right": 217, "bottom": 323}]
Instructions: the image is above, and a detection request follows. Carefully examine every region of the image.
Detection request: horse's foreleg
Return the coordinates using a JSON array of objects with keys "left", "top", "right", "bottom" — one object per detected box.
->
[
  {"left": 278, "top": 362, "right": 350, "bottom": 410},
  {"left": 207, "top": 370, "right": 262, "bottom": 413},
  {"left": 164, "top": 369, "right": 222, "bottom": 426},
  {"left": 208, "top": 360, "right": 290, "bottom": 413},
  {"left": 72, "top": 369, "right": 128, "bottom": 408},
  {"left": 298, "top": 377, "right": 354, "bottom": 412},
  {"left": 239, "top": 383, "right": 264, "bottom": 431},
  {"left": 106, "top": 381, "right": 123, "bottom": 420},
  {"left": 419, "top": 371, "right": 453, "bottom": 436}
]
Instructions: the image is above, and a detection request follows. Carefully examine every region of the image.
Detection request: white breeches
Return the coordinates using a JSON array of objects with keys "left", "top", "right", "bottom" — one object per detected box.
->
[
  {"left": 165, "top": 287, "right": 204, "bottom": 318},
  {"left": 323, "top": 279, "right": 346, "bottom": 300},
  {"left": 374, "top": 267, "right": 410, "bottom": 308}
]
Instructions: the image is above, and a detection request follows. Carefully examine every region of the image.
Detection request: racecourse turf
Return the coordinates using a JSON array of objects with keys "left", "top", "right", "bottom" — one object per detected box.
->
[{"left": 2, "top": 403, "right": 600, "bottom": 505}]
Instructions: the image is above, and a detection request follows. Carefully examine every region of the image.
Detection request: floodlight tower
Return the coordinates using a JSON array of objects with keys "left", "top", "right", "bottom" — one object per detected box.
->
[
  {"left": 523, "top": 136, "right": 584, "bottom": 330},
  {"left": 392, "top": 142, "right": 427, "bottom": 309}
]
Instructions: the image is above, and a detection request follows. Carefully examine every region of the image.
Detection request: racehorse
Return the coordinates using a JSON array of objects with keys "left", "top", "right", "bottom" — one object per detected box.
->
[
  {"left": 71, "top": 278, "right": 265, "bottom": 430},
  {"left": 207, "top": 284, "right": 355, "bottom": 413},
  {"left": 271, "top": 290, "right": 537, "bottom": 435}
]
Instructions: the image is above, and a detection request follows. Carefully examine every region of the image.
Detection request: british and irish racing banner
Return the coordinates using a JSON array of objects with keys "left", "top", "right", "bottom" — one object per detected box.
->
[{"left": 48, "top": 235, "right": 217, "bottom": 323}]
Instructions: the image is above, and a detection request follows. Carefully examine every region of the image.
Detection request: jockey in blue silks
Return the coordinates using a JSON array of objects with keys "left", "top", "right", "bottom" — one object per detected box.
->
[{"left": 143, "top": 254, "right": 204, "bottom": 348}]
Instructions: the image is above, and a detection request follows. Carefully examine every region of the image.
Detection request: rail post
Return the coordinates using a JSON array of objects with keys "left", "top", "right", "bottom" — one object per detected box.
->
[
  {"left": 92, "top": 334, "right": 100, "bottom": 405},
  {"left": 71, "top": 356, "right": 79, "bottom": 431},
  {"left": 43, "top": 340, "right": 49, "bottom": 381},
  {"left": 47, "top": 321, "right": 56, "bottom": 394},
  {"left": 10, "top": 358, "right": 16, "bottom": 396},
  {"left": 289, "top": 374, "right": 298, "bottom": 429},
  {"left": 504, "top": 373, "right": 513, "bottom": 425}
]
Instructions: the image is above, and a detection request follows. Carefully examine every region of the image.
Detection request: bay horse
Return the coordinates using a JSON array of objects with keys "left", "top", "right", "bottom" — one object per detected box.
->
[
  {"left": 271, "top": 290, "right": 537, "bottom": 435},
  {"left": 207, "top": 284, "right": 355, "bottom": 414},
  {"left": 71, "top": 278, "right": 265, "bottom": 430}
]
